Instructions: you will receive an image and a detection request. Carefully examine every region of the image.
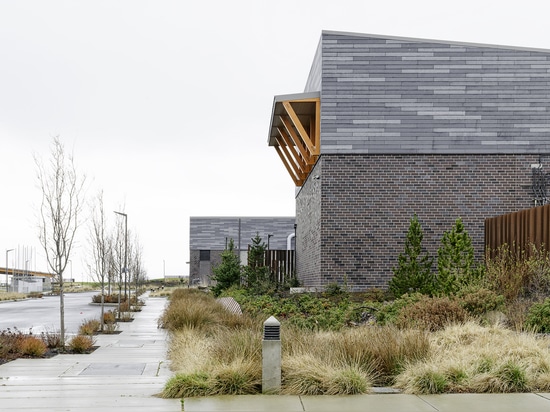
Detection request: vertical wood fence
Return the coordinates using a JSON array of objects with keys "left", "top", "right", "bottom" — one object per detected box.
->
[
  {"left": 485, "top": 203, "right": 550, "bottom": 258},
  {"left": 242, "top": 247, "right": 296, "bottom": 286},
  {"left": 265, "top": 249, "right": 296, "bottom": 284}
]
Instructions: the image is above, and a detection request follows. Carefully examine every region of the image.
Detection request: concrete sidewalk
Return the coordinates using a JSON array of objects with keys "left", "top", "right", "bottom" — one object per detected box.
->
[
  {"left": 2, "top": 295, "right": 550, "bottom": 412},
  {"left": 183, "top": 392, "right": 550, "bottom": 412},
  {"left": 0, "top": 293, "right": 181, "bottom": 411}
]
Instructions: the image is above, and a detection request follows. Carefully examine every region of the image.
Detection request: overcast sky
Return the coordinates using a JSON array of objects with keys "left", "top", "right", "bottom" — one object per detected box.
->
[{"left": 1, "top": 0, "right": 549, "bottom": 281}]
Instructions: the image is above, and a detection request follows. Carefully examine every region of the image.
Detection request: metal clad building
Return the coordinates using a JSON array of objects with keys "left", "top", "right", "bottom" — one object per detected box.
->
[
  {"left": 189, "top": 217, "right": 295, "bottom": 286},
  {"left": 268, "top": 31, "right": 550, "bottom": 290}
]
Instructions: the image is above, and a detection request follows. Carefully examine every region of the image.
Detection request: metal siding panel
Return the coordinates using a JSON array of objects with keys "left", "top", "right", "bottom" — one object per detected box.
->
[{"left": 319, "top": 33, "right": 550, "bottom": 155}]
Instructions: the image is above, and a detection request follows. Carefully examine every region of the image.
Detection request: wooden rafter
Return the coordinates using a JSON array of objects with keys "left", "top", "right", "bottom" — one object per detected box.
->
[
  {"left": 274, "top": 145, "right": 303, "bottom": 186},
  {"left": 276, "top": 133, "right": 307, "bottom": 176},
  {"left": 283, "top": 101, "right": 318, "bottom": 157},
  {"left": 268, "top": 94, "right": 320, "bottom": 186}
]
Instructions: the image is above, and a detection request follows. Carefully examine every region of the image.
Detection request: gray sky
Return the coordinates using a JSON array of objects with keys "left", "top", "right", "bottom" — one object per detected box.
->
[{"left": 1, "top": 0, "right": 549, "bottom": 280}]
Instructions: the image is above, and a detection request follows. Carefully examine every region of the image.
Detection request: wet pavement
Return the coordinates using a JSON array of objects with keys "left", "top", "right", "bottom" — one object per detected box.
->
[
  {"left": 0, "top": 291, "right": 106, "bottom": 334},
  {"left": 0, "top": 293, "right": 180, "bottom": 411},
  {"left": 183, "top": 392, "right": 550, "bottom": 411},
  {"left": 2, "top": 293, "right": 550, "bottom": 411}
]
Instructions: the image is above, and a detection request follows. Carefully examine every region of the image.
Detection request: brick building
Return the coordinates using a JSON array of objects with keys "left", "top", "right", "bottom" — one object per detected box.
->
[
  {"left": 267, "top": 31, "right": 550, "bottom": 291},
  {"left": 189, "top": 217, "right": 296, "bottom": 286}
]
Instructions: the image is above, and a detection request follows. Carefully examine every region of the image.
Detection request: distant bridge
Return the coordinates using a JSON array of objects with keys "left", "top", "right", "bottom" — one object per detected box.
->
[{"left": 0, "top": 267, "right": 54, "bottom": 278}]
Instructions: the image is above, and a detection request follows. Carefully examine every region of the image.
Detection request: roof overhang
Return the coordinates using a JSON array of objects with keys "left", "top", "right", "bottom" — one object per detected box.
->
[{"left": 268, "top": 92, "right": 320, "bottom": 186}]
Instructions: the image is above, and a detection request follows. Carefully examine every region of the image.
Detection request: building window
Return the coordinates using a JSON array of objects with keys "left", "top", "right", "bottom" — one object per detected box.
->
[{"left": 199, "top": 250, "right": 210, "bottom": 261}]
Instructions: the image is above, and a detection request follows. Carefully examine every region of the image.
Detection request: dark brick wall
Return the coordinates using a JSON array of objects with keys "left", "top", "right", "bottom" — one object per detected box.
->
[
  {"left": 296, "top": 153, "right": 539, "bottom": 291},
  {"left": 295, "top": 161, "right": 323, "bottom": 288}
]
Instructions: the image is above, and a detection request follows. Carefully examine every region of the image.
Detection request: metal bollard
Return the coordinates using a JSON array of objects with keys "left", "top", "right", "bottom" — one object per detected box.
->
[{"left": 262, "top": 316, "right": 281, "bottom": 394}]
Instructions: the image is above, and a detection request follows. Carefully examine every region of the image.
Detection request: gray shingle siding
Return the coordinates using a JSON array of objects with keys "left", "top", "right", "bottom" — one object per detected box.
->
[
  {"left": 316, "top": 32, "right": 550, "bottom": 155},
  {"left": 190, "top": 217, "right": 296, "bottom": 251},
  {"left": 189, "top": 217, "right": 296, "bottom": 287}
]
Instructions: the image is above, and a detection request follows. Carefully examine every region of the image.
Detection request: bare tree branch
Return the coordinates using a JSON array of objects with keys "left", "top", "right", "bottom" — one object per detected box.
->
[{"left": 35, "top": 136, "right": 86, "bottom": 346}]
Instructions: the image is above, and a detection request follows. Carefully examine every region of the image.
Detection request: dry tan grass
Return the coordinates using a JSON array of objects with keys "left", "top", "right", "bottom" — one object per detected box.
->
[
  {"left": 168, "top": 329, "right": 213, "bottom": 374},
  {"left": 282, "top": 354, "right": 372, "bottom": 395},
  {"left": 167, "top": 315, "right": 429, "bottom": 396},
  {"left": 163, "top": 290, "right": 550, "bottom": 397},
  {"left": 0, "top": 292, "right": 27, "bottom": 301},
  {"left": 395, "top": 321, "right": 550, "bottom": 394}
]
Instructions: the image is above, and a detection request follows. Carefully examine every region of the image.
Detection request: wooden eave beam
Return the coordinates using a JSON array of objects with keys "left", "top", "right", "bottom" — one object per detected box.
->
[
  {"left": 269, "top": 96, "right": 320, "bottom": 186},
  {"left": 274, "top": 145, "right": 303, "bottom": 186},
  {"left": 279, "top": 115, "right": 311, "bottom": 164},
  {"left": 275, "top": 135, "right": 306, "bottom": 181},
  {"left": 282, "top": 101, "right": 319, "bottom": 157},
  {"left": 277, "top": 126, "right": 309, "bottom": 172}
]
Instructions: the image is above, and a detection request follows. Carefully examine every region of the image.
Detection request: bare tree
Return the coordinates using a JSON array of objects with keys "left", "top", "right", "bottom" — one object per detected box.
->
[
  {"left": 88, "top": 191, "right": 110, "bottom": 331},
  {"left": 128, "top": 233, "right": 146, "bottom": 304},
  {"left": 112, "top": 211, "right": 126, "bottom": 317},
  {"left": 35, "top": 136, "right": 85, "bottom": 346}
]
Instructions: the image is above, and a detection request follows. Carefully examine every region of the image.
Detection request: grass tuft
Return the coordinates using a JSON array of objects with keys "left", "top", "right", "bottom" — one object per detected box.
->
[
  {"left": 68, "top": 335, "right": 95, "bottom": 353},
  {"left": 162, "top": 372, "right": 212, "bottom": 398},
  {"left": 211, "top": 359, "right": 261, "bottom": 395},
  {"left": 18, "top": 336, "right": 47, "bottom": 356},
  {"left": 79, "top": 319, "right": 101, "bottom": 335}
]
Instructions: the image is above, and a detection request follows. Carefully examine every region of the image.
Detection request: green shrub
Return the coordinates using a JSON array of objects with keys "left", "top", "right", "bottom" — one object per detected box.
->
[
  {"left": 396, "top": 295, "right": 469, "bottom": 331},
  {"left": 324, "top": 282, "right": 348, "bottom": 297},
  {"left": 375, "top": 293, "right": 424, "bottom": 325},
  {"left": 68, "top": 335, "right": 95, "bottom": 353},
  {"left": 242, "top": 234, "right": 275, "bottom": 295},
  {"left": 525, "top": 298, "right": 550, "bottom": 333},
  {"left": 457, "top": 286, "right": 505, "bottom": 317},
  {"left": 211, "top": 238, "right": 242, "bottom": 297},
  {"left": 359, "top": 288, "right": 390, "bottom": 303},
  {"left": 389, "top": 214, "right": 435, "bottom": 298},
  {"left": 436, "top": 218, "right": 479, "bottom": 295},
  {"left": 236, "top": 292, "right": 361, "bottom": 331}
]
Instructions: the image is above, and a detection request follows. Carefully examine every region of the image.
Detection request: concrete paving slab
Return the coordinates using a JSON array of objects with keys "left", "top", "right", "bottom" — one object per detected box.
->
[
  {"left": 181, "top": 393, "right": 550, "bottom": 412},
  {"left": 0, "top": 294, "right": 181, "bottom": 411},
  {"left": 301, "top": 394, "right": 437, "bottom": 412},
  {"left": 183, "top": 395, "right": 304, "bottom": 412},
  {"left": 0, "top": 395, "right": 181, "bottom": 411},
  {"left": 79, "top": 362, "right": 147, "bottom": 375},
  {"left": 419, "top": 393, "right": 550, "bottom": 412}
]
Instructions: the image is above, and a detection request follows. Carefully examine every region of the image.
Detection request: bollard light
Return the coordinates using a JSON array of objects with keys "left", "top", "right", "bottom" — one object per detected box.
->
[
  {"left": 263, "top": 316, "right": 280, "bottom": 340},
  {"left": 262, "top": 316, "right": 281, "bottom": 394}
]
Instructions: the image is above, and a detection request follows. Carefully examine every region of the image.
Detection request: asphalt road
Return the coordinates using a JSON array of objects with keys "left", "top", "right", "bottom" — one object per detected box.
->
[{"left": 0, "top": 291, "right": 108, "bottom": 335}]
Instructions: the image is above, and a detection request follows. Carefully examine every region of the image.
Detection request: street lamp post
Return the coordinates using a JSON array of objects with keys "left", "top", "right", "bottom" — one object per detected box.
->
[
  {"left": 5, "top": 249, "right": 13, "bottom": 292},
  {"left": 267, "top": 234, "right": 273, "bottom": 275},
  {"left": 114, "top": 211, "right": 128, "bottom": 318}
]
